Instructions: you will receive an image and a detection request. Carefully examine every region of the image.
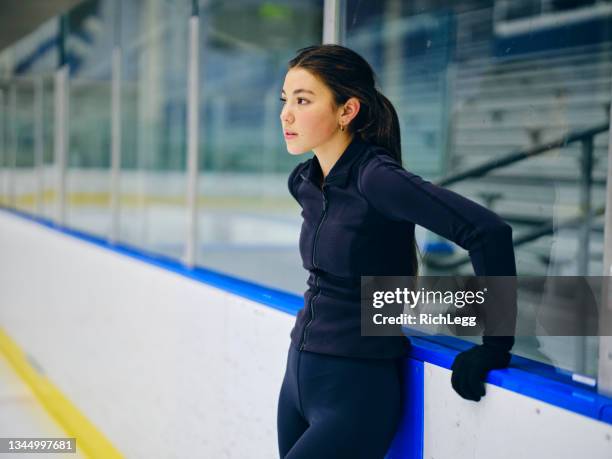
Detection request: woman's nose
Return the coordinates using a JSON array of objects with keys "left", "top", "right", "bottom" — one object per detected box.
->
[{"left": 280, "top": 105, "right": 292, "bottom": 124}]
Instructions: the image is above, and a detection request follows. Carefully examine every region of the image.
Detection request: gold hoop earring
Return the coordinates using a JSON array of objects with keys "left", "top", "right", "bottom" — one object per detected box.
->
[{"left": 340, "top": 124, "right": 345, "bottom": 132}]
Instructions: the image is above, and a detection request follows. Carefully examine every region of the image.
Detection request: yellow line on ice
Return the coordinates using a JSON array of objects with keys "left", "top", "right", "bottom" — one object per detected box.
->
[{"left": 0, "top": 328, "right": 124, "bottom": 458}]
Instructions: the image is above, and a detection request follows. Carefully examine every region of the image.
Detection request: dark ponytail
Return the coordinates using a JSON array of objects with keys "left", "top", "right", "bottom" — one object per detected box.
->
[
  {"left": 288, "top": 44, "right": 419, "bottom": 274},
  {"left": 364, "top": 90, "right": 402, "bottom": 166}
]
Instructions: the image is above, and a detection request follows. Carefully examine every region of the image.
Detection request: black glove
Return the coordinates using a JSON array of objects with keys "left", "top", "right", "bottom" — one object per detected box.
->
[{"left": 450, "top": 337, "right": 513, "bottom": 402}]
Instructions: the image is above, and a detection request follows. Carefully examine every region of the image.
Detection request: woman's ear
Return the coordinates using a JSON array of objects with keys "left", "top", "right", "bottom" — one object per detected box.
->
[{"left": 340, "top": 97, "right": 360, "bottom": 127}]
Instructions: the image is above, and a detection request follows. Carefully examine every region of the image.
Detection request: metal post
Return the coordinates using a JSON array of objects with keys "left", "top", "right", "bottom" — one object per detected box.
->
[
  {"left": 0, "top": 89, "right": 4, "bottom": 206},
  {"left": 599, "top": 80, "right": 612, "bottom": 396},
  {"left": 110, "top": 50, "right": 122, "bottom": 242},
  {"left": 382, "top": 0, "right": 402, "bottom": 93},
  {"left": 55, "top": 16, "right": 68, "bottom": 225},
  {"left": 323, "top": 0, "right": 345, "bottom": 45},
  {"left": 34, "top": 76, "right": 44, "bottom": 215},
  {"left": 110, "top": 46, "right": 122, "bottom": 243},
  {"left": 578, "top": 136, "right": 593, "bottom": 276},
  {"left": 8, "top": 83, "right": 16, "bottom": 208},
  {"left": 54, "top": 65, "right": 68, "bottom": 225},
  {"left": 184, "top": 4, "right": 200, "bottom": 267},
  {"left": 109, "top": 0, "right": 122, "bottom": 243}
]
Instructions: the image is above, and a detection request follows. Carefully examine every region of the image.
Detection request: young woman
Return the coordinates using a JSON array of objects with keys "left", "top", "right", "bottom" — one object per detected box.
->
[{"left": 277, "top": 44, "right": 516, "bottom": 459}]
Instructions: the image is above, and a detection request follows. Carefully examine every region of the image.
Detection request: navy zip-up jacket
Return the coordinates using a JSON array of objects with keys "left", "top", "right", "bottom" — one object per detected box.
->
[{"left": 288, "top": 137, "right": 516, "bottom": 359}]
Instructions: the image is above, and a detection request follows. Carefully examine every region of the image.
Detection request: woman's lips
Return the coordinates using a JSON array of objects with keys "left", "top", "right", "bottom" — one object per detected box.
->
[{"left": 284, "top": 132, "right": 298, "bottom": 140}]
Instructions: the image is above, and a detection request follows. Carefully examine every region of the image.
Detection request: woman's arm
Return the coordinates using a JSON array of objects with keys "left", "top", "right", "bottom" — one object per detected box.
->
[
  {"left": 359, "top": 154, "right": 516, "bottom": 277},
  {"left": 360, "top": 153, "right": 516, "bottom": 401}
]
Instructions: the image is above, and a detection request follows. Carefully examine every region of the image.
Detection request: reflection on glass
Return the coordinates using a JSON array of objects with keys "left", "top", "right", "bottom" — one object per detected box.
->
[
  {"left": 13, "top": 79, "right": 36, "bottom": 214},
  {"left": 0, "top": 0, "right": 608, "bottom": 381},
  {"left": 0, "top": 17, "right": 57, "bottom": 217},
  {"left": 0, "top": 81, "right": 5, "bottom": 207},
  {"left": 63, "top": 0, "right": 114, "bottom": 237},
  {"left": 195, "top": 0, "right": 323, "bottom": 294},
  {"left": 346, "top": 0, "right": 611, "bottom": 378},
  {"left": 40, "top": 74, "right": 56, "bottom": 221},
  {"left": 117, "top": 0, "right": 191, "bottom": 259}
]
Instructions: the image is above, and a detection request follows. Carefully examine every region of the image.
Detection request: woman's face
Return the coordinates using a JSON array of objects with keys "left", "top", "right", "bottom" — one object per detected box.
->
[{"left": 280, "top": 67, "right": 341, "bottom": 155}]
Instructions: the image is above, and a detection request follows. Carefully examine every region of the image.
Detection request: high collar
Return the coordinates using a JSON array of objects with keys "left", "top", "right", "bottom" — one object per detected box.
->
[{"left": 300, "top": 137, "right": 368, "bottom": 188}]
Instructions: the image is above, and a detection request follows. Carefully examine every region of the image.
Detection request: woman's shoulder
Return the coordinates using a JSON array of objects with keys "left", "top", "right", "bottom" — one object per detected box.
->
[
  {"left": 355, "top": 143, "right": 406, "bottom": 192},
  {"left": 358, "top": 142, "right": 401, "bottom": 168},
  {"left": 288, "top": 158, "right": 313, "bottom": 184},
  {"left": 287, "top": 159, "right": 312, "bottom": 201}
]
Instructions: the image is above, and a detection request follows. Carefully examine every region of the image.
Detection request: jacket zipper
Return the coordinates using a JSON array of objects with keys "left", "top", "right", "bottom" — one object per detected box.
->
[
  {"left": 300, "top": 187, "right": 328, "bottom": 350},
  {"left": 300, "top": 275, "right": 319, "bottom": 350}
]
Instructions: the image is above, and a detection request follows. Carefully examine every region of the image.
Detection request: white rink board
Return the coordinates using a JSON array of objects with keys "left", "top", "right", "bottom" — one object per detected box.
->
[
  {"left": 423, "top": 362, "right": 612, "bottom": 459},
  {"left": 0, "top": 210, "right": 295, "bottom": 458}
]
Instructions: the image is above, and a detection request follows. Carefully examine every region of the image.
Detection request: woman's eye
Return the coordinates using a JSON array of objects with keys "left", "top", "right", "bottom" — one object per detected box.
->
[{"left": 279, "top": 97, "right": 309, "bottom": 105}]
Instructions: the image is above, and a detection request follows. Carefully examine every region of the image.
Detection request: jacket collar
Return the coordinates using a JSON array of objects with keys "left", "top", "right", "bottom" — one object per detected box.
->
[{"left": 300, "top": 137, "right": 368, "bottom": 188}]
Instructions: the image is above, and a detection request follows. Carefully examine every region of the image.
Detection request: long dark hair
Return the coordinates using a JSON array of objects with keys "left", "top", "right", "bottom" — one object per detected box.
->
[
  {"left": 288, "top": 44, "right": 402, "bottom": 165},
  {"left": 288, "top": 44, "right": 420, "bottom": 274}
]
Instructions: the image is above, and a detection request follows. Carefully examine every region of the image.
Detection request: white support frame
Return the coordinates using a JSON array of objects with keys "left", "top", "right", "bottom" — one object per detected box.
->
[
  {"left": 323, "top": 0, "right": 345, "bottom": 45},
  {"left": 110, "top": 46, "right": 122, "bottom": 243},
  {"left": 0, "top": 89, "right": 5, "bottom": 206},
  {"left": 34, "top": 76, "right": 44, "bottom": 214},
  {"left": 54, "top": 64, "right": 68, "bottom": 225},
  {"left": 184, "top": 13, "right": 200, "bottom": 268},
  {"left": 8, "top": 83, "right": 16, "bottom": 208}
]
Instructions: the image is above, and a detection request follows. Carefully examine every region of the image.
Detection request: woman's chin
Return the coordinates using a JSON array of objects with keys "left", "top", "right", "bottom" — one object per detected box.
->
[{"left": 286, "top": 144, "right": 309, "bottom": 155}]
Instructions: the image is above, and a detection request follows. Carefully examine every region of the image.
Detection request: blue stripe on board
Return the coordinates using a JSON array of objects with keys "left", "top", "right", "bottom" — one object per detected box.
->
[
  {"left": 601, "top": 405, "right": 612, "bottom": 423},
  {"left": 408, "top": 337, "right": 612, "bottom": 425},
  {"left": 409, "top": 334, "right": 601, "bottom": 391},
  {"left": 2, "top": 205, "right": 611, "bottom": 426}
]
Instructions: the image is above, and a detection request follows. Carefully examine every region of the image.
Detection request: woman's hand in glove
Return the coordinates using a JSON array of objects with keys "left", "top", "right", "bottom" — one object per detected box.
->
[{"left": 450, "top": 343, "right": 511, "bottom": 402}]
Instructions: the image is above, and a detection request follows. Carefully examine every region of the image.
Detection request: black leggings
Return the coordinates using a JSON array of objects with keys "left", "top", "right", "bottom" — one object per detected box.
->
[{"left": 277, "top": 342, "right": 403, "bottom": 459}]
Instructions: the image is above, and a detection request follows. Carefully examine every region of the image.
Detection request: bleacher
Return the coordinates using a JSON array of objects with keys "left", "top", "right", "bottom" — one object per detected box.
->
[{"left": 430, "top": 41, "right": 610, "bottom": 275}]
